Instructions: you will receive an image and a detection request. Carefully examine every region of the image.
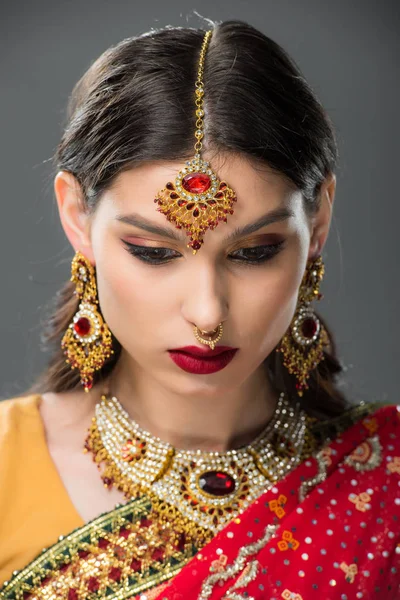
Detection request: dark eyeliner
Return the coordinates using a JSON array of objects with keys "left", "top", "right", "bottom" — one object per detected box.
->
[
  {"left": 229, "top": 241, "right": 285, "bottom": 265},
  {"left": 122, "top": 242, "right": 178, "bottom": 265},
  {"left": 122, "top": 240, "right": 285, "bottom": 265}
]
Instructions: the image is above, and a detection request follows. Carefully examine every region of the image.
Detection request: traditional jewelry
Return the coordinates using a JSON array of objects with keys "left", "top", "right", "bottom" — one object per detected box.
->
[
  {"left": 154, "top": 30, "right": 237, "bottom": 254},
  {"left": 61, "top": 251, "right": 114, "bottom": 392},
  {"left": 84, "top": 391, "right": 316, "bottom": 539},
  {"left": 276, "top": 255, "right": 330, "bottom": 396},
  {"left": 193, "top": 323, "right": 223, "bottom": 349}
]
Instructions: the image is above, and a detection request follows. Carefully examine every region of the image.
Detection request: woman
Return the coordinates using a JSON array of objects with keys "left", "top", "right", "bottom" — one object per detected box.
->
[{"left": 0, "top": 19, "right": 399, "bottom": 600}]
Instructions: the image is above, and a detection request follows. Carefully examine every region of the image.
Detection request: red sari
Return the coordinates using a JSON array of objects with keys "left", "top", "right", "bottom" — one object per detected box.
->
[
  {"left": 1, "top": 404, "right": 399, "bottom": 600},
  {"left": 151, "top": 404, "right": 400, "bottom": 600}
]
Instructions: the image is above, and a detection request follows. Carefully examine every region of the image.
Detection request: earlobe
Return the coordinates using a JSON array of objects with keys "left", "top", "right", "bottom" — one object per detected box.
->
[{"left": 54, "top": 171, "right": 95, "bottom": 263}]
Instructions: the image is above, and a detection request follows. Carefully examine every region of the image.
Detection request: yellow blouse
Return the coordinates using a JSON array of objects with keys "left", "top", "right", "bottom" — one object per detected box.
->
[{"left": 0, "top": 394, "right": 84, "bottom": 586}]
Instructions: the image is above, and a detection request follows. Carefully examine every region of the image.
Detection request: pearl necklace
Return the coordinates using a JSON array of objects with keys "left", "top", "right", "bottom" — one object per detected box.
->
[{"left": 85, "top": 391, "right": 314, "bottom": 536}]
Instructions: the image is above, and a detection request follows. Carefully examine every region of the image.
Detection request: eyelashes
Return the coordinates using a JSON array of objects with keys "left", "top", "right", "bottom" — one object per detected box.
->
[{"left": 122, "top": 240, "right": 285, "bottom": 266}]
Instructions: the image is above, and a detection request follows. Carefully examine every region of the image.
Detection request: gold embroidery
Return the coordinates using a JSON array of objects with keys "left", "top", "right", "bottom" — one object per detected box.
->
[
  {"left": 388, "top": 457, "right": 400, "bottom": 474},
  {"left": 0, "top": 496, "right": 197, "bottom": 600},
  {"left": 298, "top": 447, "right": 328, "bottom": 502},
  {"left": 340, "top": 562, "right": 358, "bottom": 583},
  {"left": 198, "top": 524, "right": 278, "bottom": 600},
  {"left": 277, "top": 531, "right": 300, "bottom": 551},
  {"left": 349, "top": 492, "right": 372, "bottom": 512},
  {"left": 344, "top": 436, "right": 382, "bottom": 472},
  {"left": 222, "top": 560, "right": 260, "bottom": 599},
  {"left": 281, "top": 591, "right": 304, "bottom": 600},
  {"left": 269, "top": 494, "right": 287, "bottom": 519},
  {"left": 319, "top": 447, "right": 332, "bottom": 466},
  {"left": 210, "top": 554, "right": 228, "bottom": 573}
]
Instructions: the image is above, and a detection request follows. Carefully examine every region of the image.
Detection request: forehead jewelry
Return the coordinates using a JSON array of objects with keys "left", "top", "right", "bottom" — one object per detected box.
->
[
  {"left": 193, "top": 323, "right": 223, "bottom": 350},
  {"left": 154, "top": 30, "right": 237, "bottom": 254}
]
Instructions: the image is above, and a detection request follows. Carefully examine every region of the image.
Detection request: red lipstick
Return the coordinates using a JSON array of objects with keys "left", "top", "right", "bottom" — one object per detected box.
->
[{"left": 168, "top": 346, "right": 238, "bottom": 374}]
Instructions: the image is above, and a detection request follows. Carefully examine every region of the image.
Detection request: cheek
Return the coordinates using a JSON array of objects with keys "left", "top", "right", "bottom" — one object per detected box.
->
[
  {"left": 235, "top": 246, "right": 306, "bottom": 350},
  {"left": 94, "top": 245, "right": 173, "bottom": 341}
]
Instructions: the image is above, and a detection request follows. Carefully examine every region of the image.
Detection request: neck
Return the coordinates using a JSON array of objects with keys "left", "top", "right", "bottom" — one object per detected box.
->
[{"left": 101, "top": 351, "right": 279, "bottom": 452}]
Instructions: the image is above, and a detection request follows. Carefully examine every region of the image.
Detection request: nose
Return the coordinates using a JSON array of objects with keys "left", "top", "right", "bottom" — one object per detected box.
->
[{"left": 181, "top": 264, "right": 229, "bottom": 333}]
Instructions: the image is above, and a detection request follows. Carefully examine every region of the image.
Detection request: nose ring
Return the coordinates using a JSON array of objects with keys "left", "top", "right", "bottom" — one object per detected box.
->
[{"left": 193, "top": 323, "right": 223, "bottom": 350}]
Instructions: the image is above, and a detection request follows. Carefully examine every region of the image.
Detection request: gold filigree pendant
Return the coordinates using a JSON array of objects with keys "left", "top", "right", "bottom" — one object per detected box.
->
[{"left": 154, "top": 154, "right": 237, "bottom": 254}]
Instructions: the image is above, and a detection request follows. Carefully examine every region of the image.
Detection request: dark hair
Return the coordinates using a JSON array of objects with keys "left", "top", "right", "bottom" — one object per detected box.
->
[{"left": 28, "top": 20, "right": 348, "bottom": 418}]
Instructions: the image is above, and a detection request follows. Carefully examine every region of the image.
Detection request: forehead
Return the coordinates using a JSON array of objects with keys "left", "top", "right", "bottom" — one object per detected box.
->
[{"left": 102, "top": 152, "right": 302, "bottom": 240}]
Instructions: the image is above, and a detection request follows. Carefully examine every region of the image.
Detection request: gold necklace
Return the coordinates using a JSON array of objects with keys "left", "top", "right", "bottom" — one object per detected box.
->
[{"left": 84, "top": 391, "right": 315, "bottom": 538}]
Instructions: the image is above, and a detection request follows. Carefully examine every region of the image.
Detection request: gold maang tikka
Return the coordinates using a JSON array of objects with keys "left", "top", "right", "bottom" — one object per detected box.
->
[{"left": 154, "top": 30, "right": 237, "bottom": 254}]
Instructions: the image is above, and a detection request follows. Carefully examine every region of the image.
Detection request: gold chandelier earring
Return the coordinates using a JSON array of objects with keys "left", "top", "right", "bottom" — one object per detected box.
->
[
  {"left": 276, "top": 255, "right": 330, "bottom": 396},
  {"left": 61, "top": 251, "right": 114, "bottom": 392}
]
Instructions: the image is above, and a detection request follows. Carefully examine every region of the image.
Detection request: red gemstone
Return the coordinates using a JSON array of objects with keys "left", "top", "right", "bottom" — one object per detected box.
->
[
  {"left": 40, "top": 576, "right": 51, "bottom": 587},
  {"left": 68, "top": 590, "right": 79, "bottom": 600},
  {"left": 109, "top": 567, "right": 122, "bottom": 582},
  {"left": 176, "top": 532, "right": 186, "bottom": 553},
  {"left": 74, "top": 317, "right": 91, "bottom": 337},
  {"left": 130, "top": 558, "right": 142, "bottom": 572},
  {"left": 301, "top": 317, "right": 318, "bottom": 339},
  {"left": 193, "top": 208, "right": 200, "bottom": 217},
  {"left": 98, "top": 538, "right": 110, "bottom": 549},
  {"left": 191, "top": 240, "right": 202, "bottom": 251},
  {"left": 87, "top": 578, "right": 100, "bottom": 593},
  {"left": 199, "top": 471, "right": 236, "bottom": 497},
  {"left": 152, "top": 547, "right": 165, "bottom": 561},
  {"left": 119, "top": 526, "right": 131, "bottom": 539},
  {"left": 182, "top": 173, "right": 211, "bottom": 194}
]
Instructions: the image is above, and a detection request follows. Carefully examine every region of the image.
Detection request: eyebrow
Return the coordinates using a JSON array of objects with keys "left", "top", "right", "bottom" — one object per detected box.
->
[{"left": 115, "top": 206, "right": 294, "bottom": 243}]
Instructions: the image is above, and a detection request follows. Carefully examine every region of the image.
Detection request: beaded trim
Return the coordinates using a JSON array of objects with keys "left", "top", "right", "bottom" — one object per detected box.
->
[{"left": 0, "top": 496, "right": 197, "bottom": 600}]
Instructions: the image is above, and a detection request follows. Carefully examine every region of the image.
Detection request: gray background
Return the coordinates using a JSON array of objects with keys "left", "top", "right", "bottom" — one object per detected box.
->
[{"left": 0, "top": 0, "right": 398, "bottom": 402}]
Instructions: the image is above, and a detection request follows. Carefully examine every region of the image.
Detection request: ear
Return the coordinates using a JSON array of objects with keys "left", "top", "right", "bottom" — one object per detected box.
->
[
  {"left": 308, "top": 172, "right": 336, "bottom": 259},
  {"left": 54, "top": 171, "right": 95, "bottom": 264}
]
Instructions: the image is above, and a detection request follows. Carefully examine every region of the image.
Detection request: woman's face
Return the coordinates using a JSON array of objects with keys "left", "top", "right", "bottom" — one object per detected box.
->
[{"left": 59, "top": 153, "right": 331, "bottom": 398}]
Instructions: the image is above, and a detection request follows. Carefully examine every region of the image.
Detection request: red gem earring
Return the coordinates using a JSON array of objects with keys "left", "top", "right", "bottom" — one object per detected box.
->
[
  {"left": 154, "top": 30, "right": 237, "bottom": 254},
  {"left": 61, "top": 251, "right": 114, "bottom": 392},
  {"left": 276, "top": 256, "right": 330, "bottom": 396}
]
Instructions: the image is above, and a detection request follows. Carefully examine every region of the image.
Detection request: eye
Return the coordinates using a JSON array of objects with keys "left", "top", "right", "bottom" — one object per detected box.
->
[
  {"left": 228, "top": 242, "right": 285, "bottom": 265},
  {"left": 122, "top": 240, "right": 285, "bottom": 266},
  {"left": 123, "top": 242, "right": 179, "bottom": 265}
]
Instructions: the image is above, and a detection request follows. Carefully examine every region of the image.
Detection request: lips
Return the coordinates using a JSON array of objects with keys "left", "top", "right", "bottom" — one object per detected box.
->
[{"left": 168, "top": 347, "right": 238, "bottom": 374}]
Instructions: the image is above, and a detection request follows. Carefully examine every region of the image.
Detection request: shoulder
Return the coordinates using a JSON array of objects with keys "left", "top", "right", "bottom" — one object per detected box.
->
[
  {"left": 0, "top": 393, "right": 42, "bottom": 434},
  {"left": 310, "top": 402, "right": 400, "bottom": 444}
]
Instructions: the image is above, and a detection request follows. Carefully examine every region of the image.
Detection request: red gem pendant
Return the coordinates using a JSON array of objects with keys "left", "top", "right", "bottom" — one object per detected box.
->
[
  {"left": 155, "top": 156, "right": 236, "bottom": 254},
  {"left": 198, "top": 471, "right": 236, "bottom": 497},
  {"left": 182, "top": 173, "right": 211, "bottom": 194},
  {"left": 301, "top": 317, "right": 318, "bottom": 339},
  {"left": 73, "top": 317, "right": 91, "bottom": 337}
]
